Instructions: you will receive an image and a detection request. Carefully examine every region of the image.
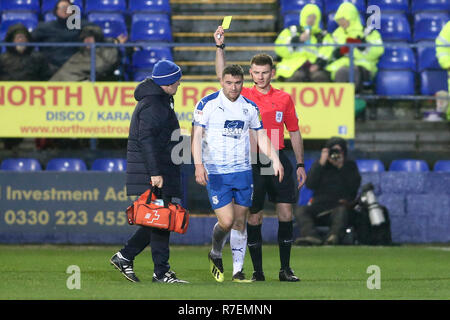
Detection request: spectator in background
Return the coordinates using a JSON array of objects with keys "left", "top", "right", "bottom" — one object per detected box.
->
[
  {"left": 0, "top": 24, "right": 51, "bottom": 81},
  {"left": 50, "top": 25, "right": 126, "bottom": 81},
  {"left": 275, "top": 4, "right": 332, "bottom": 82},
  {"left": 325, "top": 2, "right": 384, "bottom": 92},
  {"left": 32, "top": 0, "right": 91, "bottom": 76},
  {"left": 294, "top": 137, "right": 361, "bottom": 246},
  {"left": 436, "top": 21, "right": 450, "bottom": 121},
  {"left": 0, "top": 24, "right": 52, "bottom": 150}
]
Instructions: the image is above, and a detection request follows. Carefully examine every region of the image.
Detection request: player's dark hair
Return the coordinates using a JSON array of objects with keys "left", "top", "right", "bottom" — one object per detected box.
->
[
  {"left": 250, "top": 54, "right": 274, "bottom": 69},
  {"left": 222, "top": 64, "right": 244, "bottom": 79}
]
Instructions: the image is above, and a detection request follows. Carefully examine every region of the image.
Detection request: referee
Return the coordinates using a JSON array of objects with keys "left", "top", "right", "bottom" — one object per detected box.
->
[{"left": 214, "top": 27, "right": 307, "bottom": 282}]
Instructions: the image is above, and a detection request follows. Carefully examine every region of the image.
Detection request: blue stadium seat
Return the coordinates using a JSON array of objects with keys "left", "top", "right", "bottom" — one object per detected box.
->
[
  {"left": 417, "top": 41, "right": 442, "bottom": 71},
  {"left": 41, "top": 0, "right": 83, "bottom": 14},
  {"left": 0, "top": 0, "right": 40, "bottom": 12},
  {"left": 376, "top": 70, "right": 415, "bottom": 95},
  {"left": 280, "top": 0, "right": 324, "bottom": 14},
  {"left": 88, "top": 13, "right": 128, "bottom": 39},
  {"left": 367, "top": 0, "right": 409, "bottom": 13},
  {"left": 379, "top": 13, "right": 411, "bottom": 42},
  {"left": 0, "top": 158, "right": 42, "bottom": 171},
  {"left": 132, "top": 46, "right": 173, "bottom": 69},
  {"left": 411, "top": 0, "right": 450, "bottom": 13},
  {"left": 91, "top": 158, "right": 126, "bottom": 172},
  {"left": 133, "top": 69, "right": 153, "bottom": 82},
  {"left": 356, "top": 159, "right": 385, "bottom": 172},
  {"left": 85, "top": 0, "right": 126, "bottom": 13},
  {"left": 0, "top": 11, "right": 38, "bottom": 40},
  {"left": 304, "top": 159, "right": 314, "bottom": 172},
  {"left": 297, "top": 159, "right": 314, "bottom": 206},
  {"left": 434, "top": 160, "right": 450, "bottom": 172},
  {"left": 130, "top": 13, "right": 172, "bottom": 42},
  {"left": 377, "top": 46, "right": 416, "bottom": 71},
  {"left": 420, "top": 70, "right": 448, "bottom": 95},
  {"left": 326, "top": 11, "right": 364, "bottom": 33},
  {"left": 298, "top": 186, "right": 313, "bottom": 206},
  {"left": 389, "top": 159, "right": 430, "bottom": 172},
  {"left": 324, "top": 0, "right": 366, "bottom": 14},
  {"left": 283, "top": 13, "right": 300, "bottom": 28},
  {"left": 128, "top": 0, "right": 171, "bottom": 14},
  {"left": 46, "top": 158, "right": 87, "bottom": 171},
  {"left": 413, "top": 12, "right": 449, "bottom": 42}
]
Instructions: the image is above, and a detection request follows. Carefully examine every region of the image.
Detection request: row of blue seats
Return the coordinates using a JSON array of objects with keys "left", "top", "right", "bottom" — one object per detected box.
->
[
  {"left": 130, "top": 47, "right": 448, "bottom": 94},
  {"left": 284, "top": 11, "right": 449, "bottom": 42},
  {"left": 281, "top": 0, "right": 450, "bottom": 15},
  {"left": 2, "top": 7, "right": 447, "bottom": 43},
  {"left": 1, "top": 158, "right": 449, "bottom": 172},
  {"left": 0, "top": 11, "right": 173, "bottom": 42},
  {"left": 1, "top": 0, "right": 447, "bottom": 15},
  {"left": 376, "top": 69, "right": 447, "bottom": 96},
  {"left": 0, "top": 158, "right": 126, "bottom": 172},
  {"left": 0, "top": 0, "right": 171, "bottom": 15}
]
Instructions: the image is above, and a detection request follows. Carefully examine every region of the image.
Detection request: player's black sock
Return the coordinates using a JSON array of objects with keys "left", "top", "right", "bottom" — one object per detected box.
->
[
  {"left": 247, "top": 223, "right": 263, "bottom": 273},
  {"left": 278, "top": 221, "right": 293, "bottom": 270}
]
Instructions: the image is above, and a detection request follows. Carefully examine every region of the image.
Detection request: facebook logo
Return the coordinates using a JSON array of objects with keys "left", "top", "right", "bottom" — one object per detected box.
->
[{"left": 338, "top": 126, "right": 347, "bottom": 135}]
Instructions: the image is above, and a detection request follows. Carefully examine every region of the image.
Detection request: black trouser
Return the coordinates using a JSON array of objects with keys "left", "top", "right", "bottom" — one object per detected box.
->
[
  {"left": 120, "top": 195, "right": 175, "bottom": 279},
  {"left": 334, "top": 66, "right": 371, "bottom": 93},
  {"left": 294, "top": 201, "right": 350, "bottom": 241},
  {"left": 288, "top": 67, "right": 331, "bottom": 83}
]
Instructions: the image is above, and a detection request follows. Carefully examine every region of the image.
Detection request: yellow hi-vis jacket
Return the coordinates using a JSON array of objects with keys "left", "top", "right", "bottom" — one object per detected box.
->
[
  {"left": 275, "top": 4, "right": 333, "bottom": 79},
  {"left": 435, "top": 21, "right": 450, "bottom": 120},
  {"left": 325, "top": 2, "right": 384, "bottom": 80}
]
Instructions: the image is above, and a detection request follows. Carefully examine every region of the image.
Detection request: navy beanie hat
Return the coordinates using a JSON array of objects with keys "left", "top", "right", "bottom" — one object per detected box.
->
[{"left": 152, "top": 60, "right": 182, "bottom": 86}]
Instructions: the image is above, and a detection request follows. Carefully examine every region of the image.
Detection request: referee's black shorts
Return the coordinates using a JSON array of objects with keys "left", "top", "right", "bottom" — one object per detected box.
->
[{"left": 250, "top": 149, "right": 297, "bottom": 214}]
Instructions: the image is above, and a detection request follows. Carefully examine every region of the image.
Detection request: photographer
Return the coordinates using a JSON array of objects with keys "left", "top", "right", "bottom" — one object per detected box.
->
[{"left": 294, "top": 137, "right": 361, "bottom": 245}]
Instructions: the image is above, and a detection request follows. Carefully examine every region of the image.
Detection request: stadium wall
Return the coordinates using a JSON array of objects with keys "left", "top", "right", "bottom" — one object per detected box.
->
[{"left": 0, "top": 171, "right": 448, "bottom": 244}]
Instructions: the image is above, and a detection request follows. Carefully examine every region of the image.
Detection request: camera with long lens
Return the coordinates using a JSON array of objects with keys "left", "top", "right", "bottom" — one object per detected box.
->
[
  {"left": 329, "top": 147, "right": 341, "bottom": 160},
  {"left": 359, "top": 183, "right": 385, "bottom": 226}
]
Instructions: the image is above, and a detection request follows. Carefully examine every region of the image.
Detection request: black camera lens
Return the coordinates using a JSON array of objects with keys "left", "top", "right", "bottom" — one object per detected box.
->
[
  {"left": 330, "top": 148, "right": 341, "bottom": 155},
  {"left": 329, "top": 148, "right": 341, "bottom": 160}
]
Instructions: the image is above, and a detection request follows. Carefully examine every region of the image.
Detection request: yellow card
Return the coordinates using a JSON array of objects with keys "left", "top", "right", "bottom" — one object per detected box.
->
[{"left": 222, "top": 16, "right": 232, "bottom": 30}]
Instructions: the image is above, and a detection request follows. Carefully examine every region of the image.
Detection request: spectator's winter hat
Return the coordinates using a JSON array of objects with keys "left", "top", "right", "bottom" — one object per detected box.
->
[
  {"left": 152, "top": 60, "right": 182, "bottom": 86},
  {"left": 80, "top": 25, "right": 104, "bottom": 43},
  {"left": 5, "top": 24, "right": 33, "bottom": 54},
  {"left": 5, "top": 24, "right": 31, "bottom": 43}
]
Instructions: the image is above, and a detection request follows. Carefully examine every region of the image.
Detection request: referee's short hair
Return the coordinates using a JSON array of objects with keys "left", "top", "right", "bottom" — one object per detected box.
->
[
  {"left": 222, "top": 64, "right": 244, "bottom": 79},
  {"left": 250, "top": 53, "right": 274, "bottom": 69}
]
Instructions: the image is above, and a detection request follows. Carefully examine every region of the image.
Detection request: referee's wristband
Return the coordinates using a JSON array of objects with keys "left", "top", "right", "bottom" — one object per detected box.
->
[{"left": 296, "top": 163, "right": 305, "bottom": 169}]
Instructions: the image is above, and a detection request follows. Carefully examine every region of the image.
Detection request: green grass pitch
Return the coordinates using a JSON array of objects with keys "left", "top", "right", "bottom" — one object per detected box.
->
[{"left": 0, "top": 244, "right": 449, "bottom": 300}]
